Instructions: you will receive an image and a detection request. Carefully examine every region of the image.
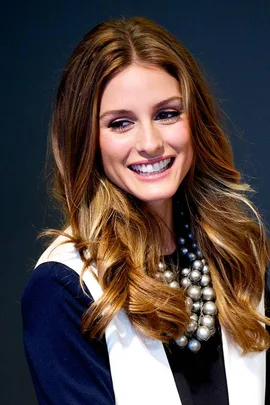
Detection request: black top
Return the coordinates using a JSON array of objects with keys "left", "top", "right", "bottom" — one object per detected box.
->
[{"left": 21, "top": 262, "right": 269, "bottom": 405}]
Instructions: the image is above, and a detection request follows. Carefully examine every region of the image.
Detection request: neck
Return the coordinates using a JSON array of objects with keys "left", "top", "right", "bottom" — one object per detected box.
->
[{"left": 147, "top": 199, "right": 176, "bottom": 255}]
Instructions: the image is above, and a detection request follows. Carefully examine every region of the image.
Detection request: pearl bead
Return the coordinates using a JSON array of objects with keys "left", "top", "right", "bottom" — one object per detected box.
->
[
  {"left": 181, "top": 277, "right": 191, "bottom": 288},
  {"left": 196, "top": 326, "right": 211, "bottom": 341},
  {"left": 184, "top": 224, "right": 189, "bottom": 229},
  {"left": 163, "top": 270, "right": 174, "bottom": 283},
  {"left": 176, "top": 335, "right": 188, "bottom": 347},
  {"left": 186, "top": 319, "right": 197, "bottom": 333},
  {"left": 158, "top": 262, "right": 165, "bottom": 271},
  {"left": 196, "top": 250, "right": 202, "bottom": 258},
  {"left": 188, "top": 233, "right": 193, "bottom": 239},
  {"left": 169, "top": 281, "right": 180, "bottom": 289},
  {"left": 187, "top": 285, "right": 202, "bottom": 301},
  {"left": 189, "top": 270, "right": 201, "bottom": 282},
  {"left": 155, "top": 273, "right": 162, "bottom": 280},
  {"left": 202, "top": 287, "right": 215, "bottom": 301},
  {"left": 178, "top": 237, "right": 185, "bottom": 245},
  {"left": 200, "top": 315, "right": 215, "bottom": 328},
  {"left": 192, "top": 260, "right": 203, "bottom": 271},
  {"left": 190, "top": 313, "right": 198, "bottom": 321},
  {"left": 200, "top": 274, "right": 210, "bottom": 287},
  {"left": 192, "top": 243, "right": 197, "bottom": 249},
  {"left": 188, "top": 339, "right": 201, "bottom": 352},
  {"left": 181, "top": 247, "right": 188, "bottom": 255},
  {"left": 202, "top": 259, "right": 206, "bottom": 265},
  {"left": 181, "top": 268, "right": 190, "bottom": 277},
  {"left": 185, "top": 297, "right": 193, "bottom": 313},
  {"left": 202, "top": 265, "right": 209, "bottom": 274},
  {"left": 188, "top": 252, "right": 196, "bottom": 261},
  {"left": 203, "top": 301, "right": 217, "bottom": 315},
  {"left": 192, "top": 301, "right": 201, "bottom": 313}
]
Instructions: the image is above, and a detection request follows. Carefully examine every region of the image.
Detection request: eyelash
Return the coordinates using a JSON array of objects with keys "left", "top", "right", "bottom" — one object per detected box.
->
[{"left": 108, "top": 110, "right": 182, "bottom": 133}]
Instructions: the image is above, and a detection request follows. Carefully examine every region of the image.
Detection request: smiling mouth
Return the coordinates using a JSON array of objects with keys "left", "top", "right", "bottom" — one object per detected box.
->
[{"left": 129, "top": 157, "right": 174, "bottom": 175}]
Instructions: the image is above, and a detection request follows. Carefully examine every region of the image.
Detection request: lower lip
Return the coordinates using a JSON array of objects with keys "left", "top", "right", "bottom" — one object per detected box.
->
[{"left": 129, "top": 162, "right": 174, "bottom": 182}]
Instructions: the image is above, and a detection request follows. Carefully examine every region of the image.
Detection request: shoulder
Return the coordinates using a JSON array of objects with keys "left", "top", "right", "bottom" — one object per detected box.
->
[
  {"left": 22, "top": 260, "right": 92, "bottom": 299},
  {"left": 22, "top": 231, "right": 89, "bottom": 304},
  {"left": 21, "top": 230, "right": 100, "bottom": 328},
  {"left": 21, "top": 261, "right": 93, "bottom": 326}
]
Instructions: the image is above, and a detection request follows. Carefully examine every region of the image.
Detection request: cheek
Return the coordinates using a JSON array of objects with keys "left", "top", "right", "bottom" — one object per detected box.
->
[
  {"left": 167, "top": 117, "right": 191, "bottom": 145},
  {"left": 173, "top": 128, "right": 194, "bottom": 171},
  {"left": 99, "top": 133, "right": 129, "bottom": 170},
  {"left": 170, "top": 126, "right": 192, "bottom": 154},
  {"left": 99, "top": 133, "right": 115, "bottom": 162}
]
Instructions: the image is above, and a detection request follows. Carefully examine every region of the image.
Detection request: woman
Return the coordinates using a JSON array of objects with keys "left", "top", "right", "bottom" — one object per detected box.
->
[{"left": 21, "top": 17, "right": 269, "bottom": 405}]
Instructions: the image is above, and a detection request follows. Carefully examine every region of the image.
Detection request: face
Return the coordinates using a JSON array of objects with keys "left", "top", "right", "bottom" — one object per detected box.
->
[{"left": 99, "top": 64, "right": 193, "bottom": 210}]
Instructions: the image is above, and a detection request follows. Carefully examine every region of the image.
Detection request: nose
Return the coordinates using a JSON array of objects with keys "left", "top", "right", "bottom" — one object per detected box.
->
[{"left": 136, "top": 123, "right": 164, "bottom": 156}]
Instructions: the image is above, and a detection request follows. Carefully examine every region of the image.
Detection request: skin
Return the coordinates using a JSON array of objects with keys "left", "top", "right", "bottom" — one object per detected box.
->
[{"left": 99, "top": 63, "right": 193, "bottom": 253}]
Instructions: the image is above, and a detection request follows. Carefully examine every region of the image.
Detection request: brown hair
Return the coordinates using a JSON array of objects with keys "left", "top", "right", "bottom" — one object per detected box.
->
[{"left": 47, "top": 16, "right": 269, "bottom": 353}]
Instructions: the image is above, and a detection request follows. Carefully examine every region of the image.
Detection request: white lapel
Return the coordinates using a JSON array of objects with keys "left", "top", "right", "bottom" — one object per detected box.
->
[
  {"left": 82, "top": 263, "right": 182, "bottom": 405},
  {"left": 36, "top": 235, "right": 266, "bottom": 405},
  {"left": 221, "top": 299, "right": 266, "bottom": 405}
]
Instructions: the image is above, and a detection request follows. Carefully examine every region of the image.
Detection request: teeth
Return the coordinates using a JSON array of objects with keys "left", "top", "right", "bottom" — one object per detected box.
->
[{"left": 130, "top": 158, "right": 173, "bottom": 175}]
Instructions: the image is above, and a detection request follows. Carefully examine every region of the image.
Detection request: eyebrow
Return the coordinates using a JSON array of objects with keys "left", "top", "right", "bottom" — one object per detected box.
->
[{"left": 99, "top": 96, "right": 182, "bottom": 121}]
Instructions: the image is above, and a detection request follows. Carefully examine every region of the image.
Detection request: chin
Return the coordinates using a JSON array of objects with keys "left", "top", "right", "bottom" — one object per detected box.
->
[{"left": 135, "top": 192, "right": 176, "bottom": 204}]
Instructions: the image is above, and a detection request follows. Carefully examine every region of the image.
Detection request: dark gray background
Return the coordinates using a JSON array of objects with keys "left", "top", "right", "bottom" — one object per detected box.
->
[{"left": 1, "top": 1, "right": 269, "bottom": 404}]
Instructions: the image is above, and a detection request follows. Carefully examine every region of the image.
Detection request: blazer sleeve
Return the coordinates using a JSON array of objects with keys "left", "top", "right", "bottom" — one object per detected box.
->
[{"left": 21, "top": 262, "right": 115, "bottom": 405}]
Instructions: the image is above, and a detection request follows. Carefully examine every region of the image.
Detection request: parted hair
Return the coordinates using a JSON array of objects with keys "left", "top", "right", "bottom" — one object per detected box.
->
[{"left": 46, "top": 16, "right": 269, "bottom": 353}]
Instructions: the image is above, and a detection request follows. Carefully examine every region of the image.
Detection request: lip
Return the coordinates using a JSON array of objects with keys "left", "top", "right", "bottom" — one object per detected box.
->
[
  {"left": 128, "top": 158, "right": 175, "bottom": 182},
  {"left": 128, "top": 155, "right": 174, "bottom": 166}
]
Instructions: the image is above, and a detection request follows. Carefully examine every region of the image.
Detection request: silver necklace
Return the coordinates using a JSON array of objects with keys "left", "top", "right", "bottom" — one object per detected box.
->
[{"left": 155, "top": 220, "right": 217, "bottom": 353}]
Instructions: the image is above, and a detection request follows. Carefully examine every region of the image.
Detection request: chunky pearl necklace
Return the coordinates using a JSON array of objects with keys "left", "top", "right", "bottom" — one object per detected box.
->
[{"left": 155, "top": 221, "right": 217, "bottom": 353}]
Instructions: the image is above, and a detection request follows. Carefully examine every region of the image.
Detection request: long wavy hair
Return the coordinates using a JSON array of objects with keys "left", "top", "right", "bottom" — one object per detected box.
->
[{"left": 46, "top": 16, "right": 269, "bottom": 353}]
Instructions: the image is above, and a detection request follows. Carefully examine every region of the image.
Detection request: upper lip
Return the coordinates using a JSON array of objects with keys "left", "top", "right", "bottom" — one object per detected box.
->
[{"left": 128, "top": 156, "right": 174, "bottom": 166}]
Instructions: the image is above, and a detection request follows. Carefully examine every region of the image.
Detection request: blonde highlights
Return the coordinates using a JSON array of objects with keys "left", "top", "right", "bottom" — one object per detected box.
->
[{"left": 46, "top": 17, "right": 269, "bottom": 353}]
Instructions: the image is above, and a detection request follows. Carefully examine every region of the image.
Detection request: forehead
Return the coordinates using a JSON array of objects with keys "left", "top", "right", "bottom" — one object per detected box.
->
[{"left": 100, "top": 63, "right": 181, "bottom": 111}]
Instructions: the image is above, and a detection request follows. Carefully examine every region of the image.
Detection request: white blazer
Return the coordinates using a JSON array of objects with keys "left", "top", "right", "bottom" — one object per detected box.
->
[{"left": 36, "top": 234, "right": 266, "bottom": 405}]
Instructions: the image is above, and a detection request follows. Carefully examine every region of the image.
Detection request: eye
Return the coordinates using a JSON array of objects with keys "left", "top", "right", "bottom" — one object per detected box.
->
[
  {"left": 108, "top": 119, "right": 133, "bottom": 132},
  {"left": 155, "top": 110, "right": 181, "bottom": 122}
]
